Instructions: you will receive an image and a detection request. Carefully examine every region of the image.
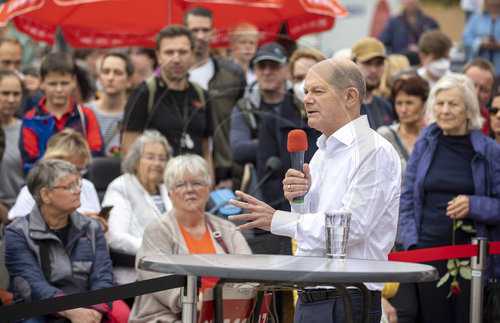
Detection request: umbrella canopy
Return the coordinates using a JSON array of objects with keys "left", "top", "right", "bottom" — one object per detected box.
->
[{"left": 0, "top": 0, "right": 347, "bottom": 48}]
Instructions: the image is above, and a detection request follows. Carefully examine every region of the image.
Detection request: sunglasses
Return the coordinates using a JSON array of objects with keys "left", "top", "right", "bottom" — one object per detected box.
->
[{"left": 489, "top": 107, "right": 500, "bottom": 115}]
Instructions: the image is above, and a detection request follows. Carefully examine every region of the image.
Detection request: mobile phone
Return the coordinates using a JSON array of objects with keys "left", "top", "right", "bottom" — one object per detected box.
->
[{"left": 98, "top": 206, "right": 113, "bottom": 221}]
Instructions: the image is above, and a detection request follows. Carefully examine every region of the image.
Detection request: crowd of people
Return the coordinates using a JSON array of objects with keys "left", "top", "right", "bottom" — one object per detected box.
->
[{"left": 0, "top": 1, "right": 498, "bottom": 322}]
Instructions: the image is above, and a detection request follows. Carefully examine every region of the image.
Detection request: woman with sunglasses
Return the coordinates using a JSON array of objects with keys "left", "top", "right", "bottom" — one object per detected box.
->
[
  {"left": 488, "top": 94, "right": 500, "bottom": 144},
  {"left": 8, "top": 128, "right": 101, "bottom": 226},
  {"left": 4, "top": 159, "right": 113, "bottom": 322}
]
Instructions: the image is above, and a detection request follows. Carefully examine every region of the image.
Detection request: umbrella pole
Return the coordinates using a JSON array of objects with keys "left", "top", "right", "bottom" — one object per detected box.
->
[
  {"left": 55, "top": 26, "right": 72, "bottom": 53},
  {"left": 168, "top": 0, "right": 172, "bottom": 25}
]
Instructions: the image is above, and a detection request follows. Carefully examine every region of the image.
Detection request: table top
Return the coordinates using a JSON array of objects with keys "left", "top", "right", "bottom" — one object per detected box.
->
[{"left": 139, "top": 254, "right": 439, "bottom": 284}]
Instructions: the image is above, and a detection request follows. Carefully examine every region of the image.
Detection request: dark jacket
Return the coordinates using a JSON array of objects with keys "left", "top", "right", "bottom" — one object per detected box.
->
[
  {"left": 206, "top": 57, "right": 246, "bottom": 181},
  {"left": 230, "top": 81, "right": 268, "bottom": 165},
  {"left": 378, "top": 10, "right": 439, "bottom": 54},
  {"left": 0, "top": 119, "right": 4, "bottom": 163},
  {"left": 400, "top": 123, "right": 500, "bottom": 279},
  {"left": 257, "top": 90, "right": 320, "bottom": 211},
  {"left": 4, "top": 206, "right": 113, "bottom": 313}
]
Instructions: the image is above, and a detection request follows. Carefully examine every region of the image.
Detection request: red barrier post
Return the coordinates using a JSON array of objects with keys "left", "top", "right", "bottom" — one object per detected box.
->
[{"left": 470, "top": 237, "right": 487, "bottom": 323}]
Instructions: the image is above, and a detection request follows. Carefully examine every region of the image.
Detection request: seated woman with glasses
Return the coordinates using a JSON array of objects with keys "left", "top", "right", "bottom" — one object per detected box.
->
[
  {"left": 4, "top": 159, "right": 114, "bottom": 322},
  {"left": 488, "top": 93, "right": 500, "bottom": 144},
  {"left": 8, "top": 128, "right": 101, "bottom": 224},
  {"left": 129, "top": 154, "right": 251, "bottom": 322},
  {"left": 103, "top": 130, "right": 173, "bottom": 286}
]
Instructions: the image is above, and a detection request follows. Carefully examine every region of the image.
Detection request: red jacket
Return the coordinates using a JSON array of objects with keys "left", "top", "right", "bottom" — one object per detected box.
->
[{"left": 20, "top": 97, "right": 103, "bottom": 172}]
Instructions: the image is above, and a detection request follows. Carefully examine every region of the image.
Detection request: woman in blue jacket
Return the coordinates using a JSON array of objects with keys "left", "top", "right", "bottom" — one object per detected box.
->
[
  {"left": 4, "top": 159, "right": 114, "bottom": 322},
  {"left": 400, "top": 73, "right": 500, "bottom": 323}
]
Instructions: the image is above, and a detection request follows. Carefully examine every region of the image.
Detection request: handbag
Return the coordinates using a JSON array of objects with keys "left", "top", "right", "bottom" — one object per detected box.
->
[{"left": 483, "top": 228, "right": 500, "bottom": 323}]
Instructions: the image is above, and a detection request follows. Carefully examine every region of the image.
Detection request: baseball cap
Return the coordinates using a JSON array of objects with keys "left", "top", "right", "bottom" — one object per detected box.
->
[
  {"left": 253, "top": 42, "right": 288, "bottom": 64},
  {"left": 351, "top": 37, "right": 387, "bottom": 62}
]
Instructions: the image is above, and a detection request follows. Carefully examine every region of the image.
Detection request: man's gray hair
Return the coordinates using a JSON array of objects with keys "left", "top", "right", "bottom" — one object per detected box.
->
[
  {"left": 26, "top": 159, "right": 79, "bottom": 206},
  {"left": 122, "top": 130, "right": 173, "bottom": 174},
  {"left": 426, "top": 73, "right": 484, "bottom": 130},
  {"left": 329, "top": 59, "right": 366, "bottom": 104},
  {"left": 164, "top": 154, "right": 213, "bottom": 191}
]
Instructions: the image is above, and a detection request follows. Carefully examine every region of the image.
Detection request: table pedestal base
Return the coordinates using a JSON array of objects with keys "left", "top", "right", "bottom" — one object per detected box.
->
[{"left": 181, "top": 275, "right": 197, "bottom": 323}]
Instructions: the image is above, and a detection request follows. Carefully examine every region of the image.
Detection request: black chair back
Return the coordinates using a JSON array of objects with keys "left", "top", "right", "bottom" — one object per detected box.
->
[{"left": 85, "top": 157, "right": 122, "bottom": 202}]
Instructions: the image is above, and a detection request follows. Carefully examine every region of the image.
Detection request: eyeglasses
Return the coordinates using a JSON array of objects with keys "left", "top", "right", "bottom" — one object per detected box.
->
[
  {"left": 489, "top": 107, "right": 500, "bottom": 115},
  {"left": 51, "top": 179, "right": 82, "bottom": 195},
  {"left": 141, "top": 154, "right": 168, "bottom": 163},
  {"left": 173, "top": 180, "right": 206, "bottom": 191}
]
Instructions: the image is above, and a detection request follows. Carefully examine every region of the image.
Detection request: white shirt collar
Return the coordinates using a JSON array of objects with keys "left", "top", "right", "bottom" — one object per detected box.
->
[{"left": 316, "top": 115, "right": 369, "bottom": 151}]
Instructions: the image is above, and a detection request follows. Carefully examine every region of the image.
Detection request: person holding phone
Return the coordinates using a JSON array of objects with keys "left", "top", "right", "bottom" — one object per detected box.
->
[{"left": 103, "top": 130, "right": 173, "bottom": 285}]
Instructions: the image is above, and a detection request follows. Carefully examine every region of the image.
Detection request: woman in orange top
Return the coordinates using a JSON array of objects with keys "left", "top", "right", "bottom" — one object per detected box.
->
[{"left": 129, "top": 154, "right": 252, "bottom": 323}]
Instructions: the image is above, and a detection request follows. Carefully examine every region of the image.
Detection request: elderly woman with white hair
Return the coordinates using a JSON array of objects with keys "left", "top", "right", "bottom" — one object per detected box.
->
[
  {"left": 400, "top": 73, "right": 500, "bottom": 323},
  {"left": 129, "top": 154, "right": 251, "bottom": 323},
  {"left": 103, "top": 129, "right": 173, "bottom": 285}
]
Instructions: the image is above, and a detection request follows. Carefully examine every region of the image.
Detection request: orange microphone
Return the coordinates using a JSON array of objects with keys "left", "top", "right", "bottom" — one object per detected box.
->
[{"left": 287, "top": 130, "right": 308, "bottom": 203}]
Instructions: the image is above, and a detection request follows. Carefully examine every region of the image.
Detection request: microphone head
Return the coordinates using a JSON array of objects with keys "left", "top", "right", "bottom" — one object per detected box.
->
[{"left": 287, "top": 129, "right": 308, "bottom": 152}]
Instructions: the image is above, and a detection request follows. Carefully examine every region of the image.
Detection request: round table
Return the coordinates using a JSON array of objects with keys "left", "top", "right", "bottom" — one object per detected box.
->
[{"left": 139, "top": 254, "right": 438, "bottom": 323}]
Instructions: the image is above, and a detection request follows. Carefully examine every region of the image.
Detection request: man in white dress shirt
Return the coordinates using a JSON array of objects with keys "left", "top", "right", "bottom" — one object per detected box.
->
[{"left": 229, "top": 57, "right": 401, "bottom": 322}]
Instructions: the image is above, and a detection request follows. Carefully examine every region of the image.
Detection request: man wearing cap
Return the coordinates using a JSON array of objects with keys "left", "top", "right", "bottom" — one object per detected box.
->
[
  {"left": 229, "top": 42, "right": 293, "bottom": 193},
  {"left": 352, "top": 37, "right": 396, "bottom": 130},
  {"left": 183, "top": 7, "right": 246, "bottom": 189}
]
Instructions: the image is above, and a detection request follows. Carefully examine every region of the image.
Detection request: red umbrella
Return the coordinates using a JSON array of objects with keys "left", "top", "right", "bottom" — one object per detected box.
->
[{"left": 0, "top": 0, "right": 347, "bottom": 48}]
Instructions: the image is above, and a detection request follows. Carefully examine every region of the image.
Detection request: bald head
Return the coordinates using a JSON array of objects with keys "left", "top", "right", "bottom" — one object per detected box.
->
[
  {"left": 303, "top": 58, "right": 366, "bottom": 137},
  {"left": 310, "top": 58, "right": 366, "bottom": 106}
]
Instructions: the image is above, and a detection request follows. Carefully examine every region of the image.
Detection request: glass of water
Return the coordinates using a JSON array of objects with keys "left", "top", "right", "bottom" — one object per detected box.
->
[{"left": 325, "top": 211, "right": 351, "bottom": 260}]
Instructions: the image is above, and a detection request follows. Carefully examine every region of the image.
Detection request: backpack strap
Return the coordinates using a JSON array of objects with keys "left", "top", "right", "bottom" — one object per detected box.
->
[
  {"left": 189, "top": 81, "right": 206, "bottom": 110},
  {"left": 103, "top": 124, "right": 120, "bottom": 149},
  {"left": 145, "top": 77, "right": 206, "bottom": 119},
  {"left": 76, "top": 104, "right": 87, "bottom": 139},
  {"left": 145, "top": 76, "right": 157, "bottom": 115},
  {"left": 387, "top": 127, "right": 410, "bottom": 161}
]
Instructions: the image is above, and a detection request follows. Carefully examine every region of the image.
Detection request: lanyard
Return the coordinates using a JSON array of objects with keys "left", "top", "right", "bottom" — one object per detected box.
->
[{"left": 170, "top": 90, "right": 190, "bottom": 134}]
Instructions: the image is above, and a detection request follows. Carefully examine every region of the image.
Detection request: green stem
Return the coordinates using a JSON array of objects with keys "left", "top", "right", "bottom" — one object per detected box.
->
[{"left": 452, "top": 217, "right": 456, "bottom": 246}]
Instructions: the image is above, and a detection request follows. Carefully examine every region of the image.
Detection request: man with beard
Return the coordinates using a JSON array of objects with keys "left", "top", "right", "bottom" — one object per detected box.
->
[
  {"left": 183, "top": 7, "right": 246, "bottom": 189},
  {"left": 121, "top": 25, "right": 213, "bottom": 164},
  {"left": 352, "top": 38, "right": 396, "bottom": 130}
]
